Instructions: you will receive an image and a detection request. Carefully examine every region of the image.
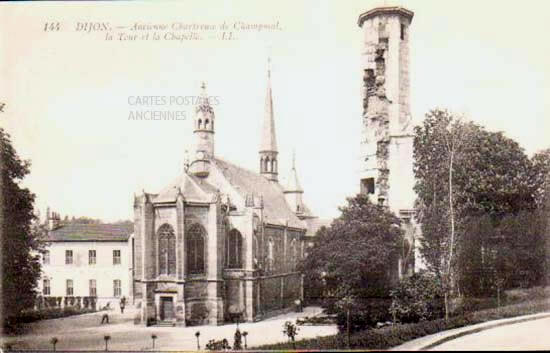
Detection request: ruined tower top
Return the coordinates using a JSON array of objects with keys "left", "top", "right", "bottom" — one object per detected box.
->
[{"left": 358, "top": 6, "right": 414, "bottom": 27}]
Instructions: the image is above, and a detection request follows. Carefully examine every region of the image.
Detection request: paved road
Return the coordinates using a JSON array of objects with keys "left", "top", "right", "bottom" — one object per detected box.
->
[
  {"left": 432, "top": 316, "right": 550, "bottom": 350},
  {"left": 2, "top": 306, "right": 337, "bottom": 351}
]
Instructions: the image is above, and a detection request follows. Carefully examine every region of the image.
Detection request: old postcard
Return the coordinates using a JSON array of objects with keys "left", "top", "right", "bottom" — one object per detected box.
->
[{"left": 1, "top": 0, "right": 549, "bottom": 351}]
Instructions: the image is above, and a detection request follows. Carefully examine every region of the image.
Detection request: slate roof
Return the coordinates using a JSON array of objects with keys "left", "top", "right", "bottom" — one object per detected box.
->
[
  {"left": 211, "top": 158, "right": 305, "bottom": 229},
  {"left": 153, "top": 172, "right": 217, "bottom": 203},
  {"left": 46, "top": 223, "right": 133, "bottom": 242}
]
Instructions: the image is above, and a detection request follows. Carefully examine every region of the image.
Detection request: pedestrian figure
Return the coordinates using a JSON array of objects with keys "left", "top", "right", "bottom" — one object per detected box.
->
[
  {"left": 294, "top": 298, "right": 302, "bottom": 312},
  {"left": 101, "top": 312, "right": 109, "bottom": 324},
  {"left": 120, "top": 296, "right": 126, "bottom": 314}
]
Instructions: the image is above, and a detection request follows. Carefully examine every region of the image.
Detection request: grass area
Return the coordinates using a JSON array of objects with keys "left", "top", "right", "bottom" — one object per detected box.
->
[{"left": 254, "top": 293, "right": 550, "bottom": 350}]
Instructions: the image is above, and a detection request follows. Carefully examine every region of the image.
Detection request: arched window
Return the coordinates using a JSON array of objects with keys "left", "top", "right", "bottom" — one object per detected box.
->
[
  {"left": 267, "top": 238, "right": 274, "bottom": 273},
  {"left": 290, "top": 239, "right": 297, "bottom": 270},
  {"left": 226, "top": 229, "right": 243, "bottom": 268},
  {"left": 187, "top": 224, "right": 205, "bottom": 274},
  {"left": 260, "top": 157, "right": 264, "bottom": 173},
  {"left": 157, "top": 224, "right": 176, "bottom": 276},
  {"left": 198, "top": 119, "right": 202, "bottom": 129},
  {"left": 252, "top": 235, "right": 259, "bottom": 269},
  {"left": 271, "top": 159, "right": 277, "bottom": 172},
  {"left": 265, "top": 156, "right": 271, "bottom": 172},
  {"left": 205, "top": 119, "right": 209, "bottom": 129}
]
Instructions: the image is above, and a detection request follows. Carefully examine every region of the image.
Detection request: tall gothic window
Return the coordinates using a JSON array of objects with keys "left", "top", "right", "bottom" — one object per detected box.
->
[
  {"left": 290, "top": 239, "right": 297, "bottom": 271},
  {"left": 187, "top": 224, "right": 205, "bottom": 274},
  {"left": 158, "top": 224, "right": 176, "bottom": 276},
  {"left": 226, "top": 229, "right": 243, "bottom": 268},
  {"left": 267, "top": 238, "right": 274, "bottom": 273}
]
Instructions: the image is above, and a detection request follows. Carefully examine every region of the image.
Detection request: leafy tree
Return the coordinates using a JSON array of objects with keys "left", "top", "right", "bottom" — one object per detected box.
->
[
  {"left": 1, "top": 128, "right": 45, "bottom": 324},
  {"left": 299, "top": 194, "right": 402, "bottom": 331},
  {"left": 413, "top": 109, "right": 540, "bottom": 317},
  {"left": 530, "top": 148, "right": 550, "bottom": 209},
  {"left": 389, "top": 271, "right": 444, "bottom": 323},
  {"left": 413, "top": 110, "right": 473, "bottom": 319},
  {"left": 300, "top": 194, "right": 402, "bottom": 300}
]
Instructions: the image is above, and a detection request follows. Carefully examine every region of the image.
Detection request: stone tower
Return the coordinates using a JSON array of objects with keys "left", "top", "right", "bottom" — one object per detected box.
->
[
  {"left": 358, "top": 6, "right": 420, "bottom": 276},
  {"left": 190, "top": 82, "right": 215, "bottom": 177},
  {"left": 259, "top": 60, "right": 279, "bottom": 182}
]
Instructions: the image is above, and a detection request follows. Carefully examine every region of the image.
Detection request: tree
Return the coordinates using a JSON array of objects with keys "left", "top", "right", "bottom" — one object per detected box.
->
[
  {"left": 530, "top": 148, "right": 550, "bottom": 209},
  {"left": 299, "top": 194, "right": 402, "bottom": 330},
  {"left": 414, "top": 109, "right": 542, "bottom": 308},
  {"left": 1, "top": 128, "right": 45, "bottom": 324},
  {"left": 301, "top": 194, "right": 402, "bottom": 299},
  {"left": 413, "top": 110, "right": 473, "bottom": 320}
]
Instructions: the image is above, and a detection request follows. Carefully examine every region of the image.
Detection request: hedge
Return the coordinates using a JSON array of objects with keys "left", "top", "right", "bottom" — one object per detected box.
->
[
  {"left": 4, "top": 307, "right": 96, "bottom": 335},
  {"left": 254, "top": 298, "right": 550, "bottom": 350}
]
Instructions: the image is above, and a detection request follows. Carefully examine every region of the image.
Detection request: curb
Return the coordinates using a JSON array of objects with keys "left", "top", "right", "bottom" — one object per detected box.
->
[{"left": 419, "top": 312, "right": 550, "bottom": 350}]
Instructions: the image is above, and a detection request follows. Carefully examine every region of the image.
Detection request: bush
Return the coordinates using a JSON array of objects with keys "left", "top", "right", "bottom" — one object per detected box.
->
[
  {"left": 254, "top": 296, "right": 550, "bottom": 350},
  {"left": 4, "top": 306, "right": 96, "bottom": 335},
  {"left": 336, "top": 297, "right": 392, "bottom": 333},
  {"left": 390, "top": 272, "right": 444, "bottom": 323}
]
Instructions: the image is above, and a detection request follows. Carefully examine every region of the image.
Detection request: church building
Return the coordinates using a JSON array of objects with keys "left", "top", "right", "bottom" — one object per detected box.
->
[{"left": 132, "top": 66, "right": 318, "bottom": 326}]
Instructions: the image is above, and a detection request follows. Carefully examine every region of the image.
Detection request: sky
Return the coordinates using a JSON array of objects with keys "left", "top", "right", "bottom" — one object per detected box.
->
[{"left": 1, "top": 0, "right": 549, "bottom": 223}]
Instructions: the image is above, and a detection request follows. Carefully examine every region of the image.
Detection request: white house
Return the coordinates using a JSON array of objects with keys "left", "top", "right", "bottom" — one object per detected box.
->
[{"left": 37, "top": 212, "right": 133, "bottom": 309}]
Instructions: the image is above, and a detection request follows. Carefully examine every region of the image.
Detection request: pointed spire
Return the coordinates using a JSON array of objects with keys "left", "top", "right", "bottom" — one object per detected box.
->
[
  {"left": 260, "top": 57, "right": 278, "bottom": 153},
  {"left": 285, "top": 150, "right": 303, "bottom": 193}
]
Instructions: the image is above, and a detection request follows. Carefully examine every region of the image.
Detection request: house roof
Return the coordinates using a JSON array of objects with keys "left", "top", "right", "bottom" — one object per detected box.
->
[{"left": 45, "top": 222, "right": 133, "bottom": 242}]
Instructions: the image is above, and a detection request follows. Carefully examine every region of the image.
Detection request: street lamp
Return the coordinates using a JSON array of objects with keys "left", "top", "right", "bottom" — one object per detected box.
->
[
  {"left": 151, "top": 334, "right": 157, "bottom": 350},
  {"left": 50, "top": 337, "right": 58, "bottom": 352},
  {"left": 195, "top": 331, "right": 200, "bottom": 350},
  {"left": 103, "top": 335, "right": 111, "bottom": 351},
  {"left": 242, "top": 331, "right": 248, "bottom": 349}
]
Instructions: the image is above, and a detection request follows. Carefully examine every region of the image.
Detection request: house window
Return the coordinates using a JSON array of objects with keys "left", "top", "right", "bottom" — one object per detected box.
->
[
  {"left": 89, "top": 250, "right": 96, "bottom": 265},
  {"left": 113, "top": 279, "right": 121, "bottom": 297},
  {"left": 267, "top": 238, "right": 274, "bottom": 273},
  {"left": 113, "top": 250, "right": 121, "bottom": 265},
  {"left": 43, "top": 279, "right": 51, "bottom": 295},
  {"left": 157, "top": 224, "right": 176, "bottom": 275},
  {"left": 226, "top": 229, "right": 243, "bottom": 268},
  {"left": 66, "top": 279, "right": 73, "bottom": 296},
  {"left": 89, "top": 279, "right": 97, "bottom": 297},
  {"left": 187, "top": 224, "right": 205, "bottom": 274},
  {"left": 43, "top": 250, "right": 50, "bottom": 265},
  {"left": 65, "top": 250, "right": 73, "bottom": 265}
]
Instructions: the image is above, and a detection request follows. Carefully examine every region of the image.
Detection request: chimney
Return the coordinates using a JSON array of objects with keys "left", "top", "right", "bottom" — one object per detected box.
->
[{"left": 47, "top": 210, "right": 60, "bottom": 231}]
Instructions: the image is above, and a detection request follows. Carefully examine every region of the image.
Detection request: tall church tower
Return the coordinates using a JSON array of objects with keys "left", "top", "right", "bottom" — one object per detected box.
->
[
  {"left": 190, "top": 82, "right": 215, "bottom": 177},
  {"left": 259, "top": 60, "right": 279, "bottom": 182},
  {"left": 358, "top": 6, "right": 419, "bottom": 276}
]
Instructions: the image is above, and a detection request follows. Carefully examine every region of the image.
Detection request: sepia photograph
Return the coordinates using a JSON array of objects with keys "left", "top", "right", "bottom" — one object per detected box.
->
[{"left": 1, "top": 0, "right": 549, "bottom": 350}]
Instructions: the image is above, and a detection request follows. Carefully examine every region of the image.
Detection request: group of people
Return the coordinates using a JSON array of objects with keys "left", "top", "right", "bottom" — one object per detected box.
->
[{"left": 100, "top": 296, "right": 127, "bottom": 324}]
